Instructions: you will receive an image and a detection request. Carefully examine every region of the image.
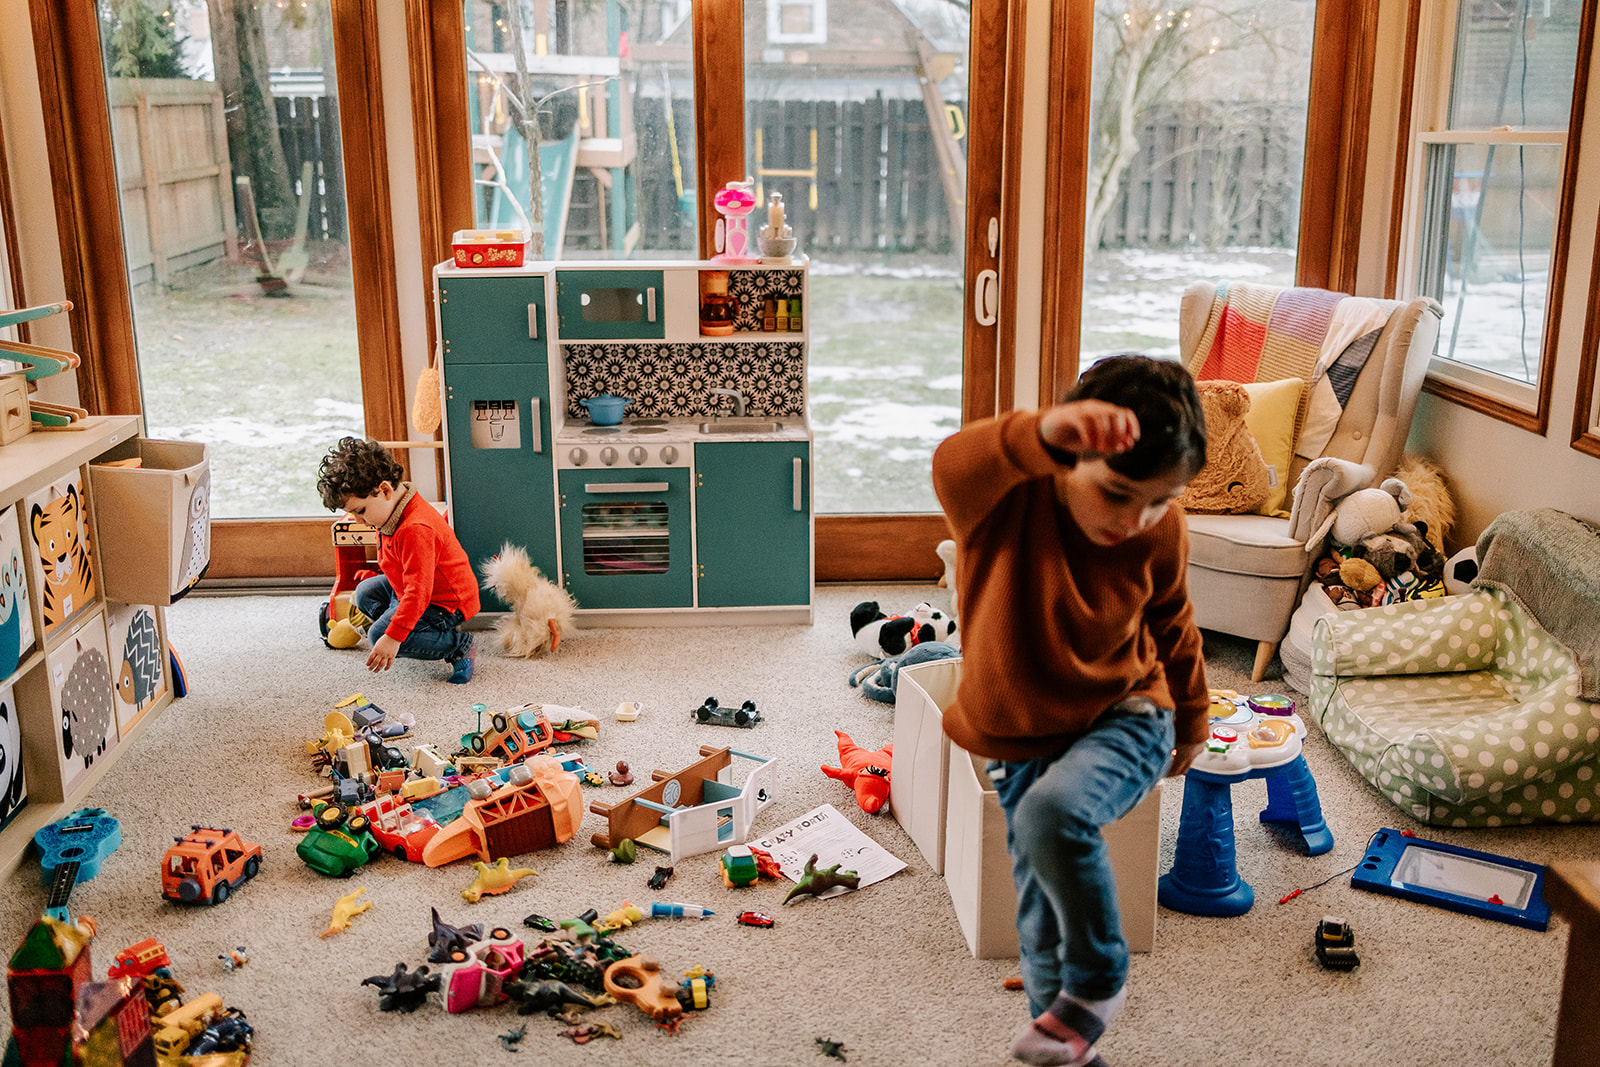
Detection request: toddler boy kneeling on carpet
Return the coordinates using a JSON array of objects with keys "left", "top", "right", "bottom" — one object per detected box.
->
[{"left": 317, "top": 437, "right": 480, "bottom": 683}]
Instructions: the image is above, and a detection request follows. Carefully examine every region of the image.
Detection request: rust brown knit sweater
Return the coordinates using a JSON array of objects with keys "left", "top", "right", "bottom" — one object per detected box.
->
[{"left": 932, "top": 410, "right": 1210, "bottom": 761}]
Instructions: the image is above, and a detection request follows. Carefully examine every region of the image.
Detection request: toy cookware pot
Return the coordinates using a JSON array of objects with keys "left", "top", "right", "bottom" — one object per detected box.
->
[{"left": 581, "top": 394, "right": 631, "bottom": 425}]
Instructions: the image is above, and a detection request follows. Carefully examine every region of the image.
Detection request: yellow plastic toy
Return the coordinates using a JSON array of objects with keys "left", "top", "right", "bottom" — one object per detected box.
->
[
  {"left": 305, "top": 710, "right": 357, "bottom": 758},
  {"left": 320, "top": 886, "right": 373, "bottom": 939},
  {"left": 597, "top": 901, "right": 644, "bottom": 931},
  {"left": 462, "top": 857, "right": 539, "bottom": 903}
]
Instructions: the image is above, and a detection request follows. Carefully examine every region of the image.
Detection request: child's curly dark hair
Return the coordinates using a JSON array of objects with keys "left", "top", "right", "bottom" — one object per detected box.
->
[
  {"left": 317, "top": 437, "right": 404, "bottom": 511},
  {"left": 1064, "top": 354, "right": 1207, "bottom": 482}
]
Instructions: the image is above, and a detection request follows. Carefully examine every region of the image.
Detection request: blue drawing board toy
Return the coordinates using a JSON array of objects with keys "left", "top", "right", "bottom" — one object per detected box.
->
[{"left": 1351, "top": 827, "right": 1549, "bottom": 931}]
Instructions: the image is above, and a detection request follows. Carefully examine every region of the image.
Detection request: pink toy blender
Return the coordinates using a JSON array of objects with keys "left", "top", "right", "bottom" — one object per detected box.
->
[{"left": 712, "top": 177, "right": 760, "bottom": 265}]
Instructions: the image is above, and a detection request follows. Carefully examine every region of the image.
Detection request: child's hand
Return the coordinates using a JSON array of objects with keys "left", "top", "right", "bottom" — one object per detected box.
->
[
  {"left": 1167, "top": 741, "right": 1204, "bottom": 778},
  {"left": 367, "top": 635, "right": 400, "bottom": 673},
  {"left": 1040, "top": 400, "right": 1139, "bottom": 458}
]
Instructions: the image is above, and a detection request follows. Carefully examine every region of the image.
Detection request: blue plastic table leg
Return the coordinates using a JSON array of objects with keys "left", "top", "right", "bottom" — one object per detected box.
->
[
  {"left": 1158, "top": 774, "right": 1255, "bottom": 916},
  {"left": 1259, "top": 754, "right": 1334, "bottom": 856}
]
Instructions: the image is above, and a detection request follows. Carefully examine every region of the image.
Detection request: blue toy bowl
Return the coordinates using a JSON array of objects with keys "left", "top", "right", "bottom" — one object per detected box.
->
[{"left": 581, "top": 394, "right": 631, "bottom": 425}]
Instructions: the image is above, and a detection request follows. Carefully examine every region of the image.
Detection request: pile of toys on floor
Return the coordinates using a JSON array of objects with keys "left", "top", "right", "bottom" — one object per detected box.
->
[
  {"left": 5, "top": 634, "right": 919, "bottom": 1060},
  {"left": 4, "top": 920, "right": 251, "bottom": 1065}
]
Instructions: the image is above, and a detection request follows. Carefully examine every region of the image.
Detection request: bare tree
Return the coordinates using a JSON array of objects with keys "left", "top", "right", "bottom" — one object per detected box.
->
[
  {"left": 1085, "top": 1, "right": 1271, "bottom": 252},
  {"left": 206, "top": 0, "right": 295, "bottom": 240}
]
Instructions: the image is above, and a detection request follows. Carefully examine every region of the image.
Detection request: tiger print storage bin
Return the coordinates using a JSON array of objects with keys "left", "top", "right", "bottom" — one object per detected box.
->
[
  {"left": 23, "top": 474, "right": 98, "bottom": 640},
  {"left": 88, "top": 439, "right": 210, "bottom": 606}
]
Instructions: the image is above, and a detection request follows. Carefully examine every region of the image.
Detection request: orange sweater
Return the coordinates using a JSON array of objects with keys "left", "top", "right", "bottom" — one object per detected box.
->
[
  {"left": 931, "top": 410, "right": 1210, "bottom": 761},
  {"left": 375, "top": 486, "right": 481, "bottom": 645}
]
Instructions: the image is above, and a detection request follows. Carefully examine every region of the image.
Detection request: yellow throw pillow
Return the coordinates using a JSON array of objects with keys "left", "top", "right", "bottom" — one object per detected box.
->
[{"left": 1241, "top": 378, "right": 1304, "bottom": 516}]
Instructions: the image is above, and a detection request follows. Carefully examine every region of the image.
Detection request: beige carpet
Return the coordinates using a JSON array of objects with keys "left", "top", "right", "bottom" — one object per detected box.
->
[{"left": 2, "top": 585, "right": 1594, "bottom": 1067}]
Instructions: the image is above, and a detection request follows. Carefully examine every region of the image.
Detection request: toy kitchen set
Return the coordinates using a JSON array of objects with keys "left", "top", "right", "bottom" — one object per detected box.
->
[{"left": 433, "top": 235, "right": 812, "bottom": 625}]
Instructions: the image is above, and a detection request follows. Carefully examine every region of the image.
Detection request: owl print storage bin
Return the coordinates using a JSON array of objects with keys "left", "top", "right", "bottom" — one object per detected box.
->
[
  {"left": 24, "top": 473, "right": 98, "bottom": 638},
  {"left": 88, "top": 439, "right": 210, "bottom": 605}
]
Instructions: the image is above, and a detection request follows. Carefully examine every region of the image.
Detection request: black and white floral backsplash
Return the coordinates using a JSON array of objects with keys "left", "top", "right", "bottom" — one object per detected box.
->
[
  {"left": 727, "top": 268, "right": 803, "bottom": 332},
  {"left": 563, "top": 341, "right": 807, "bottom": 419}
]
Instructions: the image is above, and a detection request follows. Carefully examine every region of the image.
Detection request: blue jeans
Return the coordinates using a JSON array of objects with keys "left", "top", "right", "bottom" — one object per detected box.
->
[
  {"left": 353, "top": 575, "right": 472, "bottom": 662},
  {"left": 989, "top": 698, "right": 1174, "bottom": 1017}
]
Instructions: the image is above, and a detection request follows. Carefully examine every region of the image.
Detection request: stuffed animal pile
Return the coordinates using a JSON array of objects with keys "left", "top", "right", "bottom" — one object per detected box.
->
[
  {"left": 1310, "top": 479, "right": 1447, "bottom": 609},
  {"left": 849, "top": 601, "right": 957, "bottom": 658}
]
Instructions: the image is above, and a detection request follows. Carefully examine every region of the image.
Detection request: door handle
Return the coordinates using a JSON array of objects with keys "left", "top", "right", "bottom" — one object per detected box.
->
[
  {"left": 585, "top": 482, "right": 669, "bottom": 493},
  {"left": 974, "top": 269, "right": 998, "bottom": 326},
  {"left": 528, "top": 397, "right": 542, "bottom": 453},
  {"left": 646, "top": 287, "right": 658, "bottom": 323},
  {"left": 527, "top": 303, "right": 539, "bottom": 339},
  {"left": 792, "top": 457, "right": 804, "bottom": 512}
]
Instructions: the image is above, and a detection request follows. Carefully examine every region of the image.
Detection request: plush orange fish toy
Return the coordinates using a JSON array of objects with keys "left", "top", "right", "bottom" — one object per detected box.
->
[{"left": 821, "top": 729, "right": 893, "bottom": 814}]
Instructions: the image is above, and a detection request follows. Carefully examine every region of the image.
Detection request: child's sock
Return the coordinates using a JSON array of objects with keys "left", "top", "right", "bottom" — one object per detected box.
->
[
  {"left": 1011, "top": 989, "right": 1125, "bottom": 1067},
  {"left": 447, "top": 633, "right": 476, "bottom": 684}
]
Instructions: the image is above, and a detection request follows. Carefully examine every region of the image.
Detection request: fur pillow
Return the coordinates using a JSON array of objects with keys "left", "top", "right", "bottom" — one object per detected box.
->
[{"left": 1178, "top": 380, "right": 1271, "bottom": 514}]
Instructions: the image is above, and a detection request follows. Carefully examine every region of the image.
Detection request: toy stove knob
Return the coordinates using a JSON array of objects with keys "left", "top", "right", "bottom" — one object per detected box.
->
[
  {"left": 568, "top": 447, "right": 588, "bottom": 467},
  {"left": 600, "top": 446, "right": 619, "bottom": 467},
  {"left": 628, "top": 446, "right": 647, "bottom": 466},
  {"left": 661, "top": 445, "right": 679, "bottom": 465}
]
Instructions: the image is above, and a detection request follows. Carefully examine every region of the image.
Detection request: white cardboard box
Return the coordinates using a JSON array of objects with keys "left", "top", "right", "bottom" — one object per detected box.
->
[
  {"left": 890, "top": 658, "right": 960, "bottom": 873},
  {"left": 945, "top": 746, "right": 1163, "bottom": 958}
]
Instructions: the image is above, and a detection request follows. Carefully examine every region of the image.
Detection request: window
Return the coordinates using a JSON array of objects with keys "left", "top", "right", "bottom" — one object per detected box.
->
[
  {"left": 1398, "top": 0, "right": 1588, "bottom": 425},
  {"left": 1574, "top": 212, "right": 1600, "bottom": 458},
  {"left": 766, "top": 0, "right": 827, "bottom": 47}
]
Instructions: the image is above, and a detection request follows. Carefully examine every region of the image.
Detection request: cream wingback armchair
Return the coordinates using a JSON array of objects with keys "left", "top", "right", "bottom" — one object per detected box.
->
[{"left": 1177, "top": 281, "right": 1442, "bottom": 681}]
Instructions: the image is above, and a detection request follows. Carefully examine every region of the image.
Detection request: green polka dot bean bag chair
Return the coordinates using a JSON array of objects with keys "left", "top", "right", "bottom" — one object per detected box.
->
[{"left": 1308, "top": 590, "right": 1600, "bottom": 827}]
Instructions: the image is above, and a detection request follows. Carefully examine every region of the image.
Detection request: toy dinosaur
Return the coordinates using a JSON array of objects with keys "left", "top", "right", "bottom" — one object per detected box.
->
[
  {"left": 361, "top": 962, "right": 440, "bottom": 1013},
  {"left": 561, "top": 1022, "right": 622, "bottom": 1044},
  {"left": 320, "top": 887, "right": 372, "bottom": 938},
  {"left": 609, "top": 837, "right": 638, "bottom": 864},
  {"left": 506, "top": 976, "right": 612, "bottom": 1016},
  {"left": 820, "top": 729, "right": 893, "bottom": 814},
  {"left": 783, "top": 853, "right": 861, "bottom": 905},
  {"left": 426, "top": 907, "right": 482, "bottom": 963},
  {"left": 497, "top": 1023, "right": 527, "bottom": 1052},
  {"left": 461, "top": 857, "right": 539, "bottom": 903}
]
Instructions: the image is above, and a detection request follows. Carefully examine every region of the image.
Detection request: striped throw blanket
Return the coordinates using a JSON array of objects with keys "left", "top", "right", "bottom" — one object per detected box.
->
[{"left": 1189, "top": 282, "right": 1347, "bottom": 385}]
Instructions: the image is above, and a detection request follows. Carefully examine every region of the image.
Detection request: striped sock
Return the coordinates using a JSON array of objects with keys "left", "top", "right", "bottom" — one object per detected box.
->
[{"left": 1010, "top": 989, "right": 1125, "bottom": 1067}]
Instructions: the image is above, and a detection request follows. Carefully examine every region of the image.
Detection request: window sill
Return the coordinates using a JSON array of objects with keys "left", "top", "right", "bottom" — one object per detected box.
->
[{"left": 1422, "top": 358, "right": 1548, "bottom": 435}]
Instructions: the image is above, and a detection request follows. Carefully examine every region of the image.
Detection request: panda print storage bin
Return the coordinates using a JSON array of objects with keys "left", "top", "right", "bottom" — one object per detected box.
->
[
  {"left": 103, "top": 602, "right": 166, "bottom": 736},
  {"left": 0, "top": 681, "right": 26, "bottom": 832}
]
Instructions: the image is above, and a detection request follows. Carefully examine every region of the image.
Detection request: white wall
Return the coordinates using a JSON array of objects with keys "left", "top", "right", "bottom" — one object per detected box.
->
[{"left": 1365, "top": 0, "right": 1600, "bottom": 548}]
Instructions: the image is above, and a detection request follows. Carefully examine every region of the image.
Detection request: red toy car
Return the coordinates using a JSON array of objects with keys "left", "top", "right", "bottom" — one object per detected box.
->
[
  {"left": 107, "top": 938, "right": 171, "bottom": 979},
  {"left": 736, "top": 911, "right": 775, "bottom": 928},
  {"left": 162, "top": 827, "right": 263, "bottom": 906},
  {"left": 361, "top": 794, "right": 442, "bottom": 863}
]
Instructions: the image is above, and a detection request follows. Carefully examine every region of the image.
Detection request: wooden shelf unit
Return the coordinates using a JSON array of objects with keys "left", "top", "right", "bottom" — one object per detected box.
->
[{"left": 0, "top": 415, "right": 174, "bottom": 878}]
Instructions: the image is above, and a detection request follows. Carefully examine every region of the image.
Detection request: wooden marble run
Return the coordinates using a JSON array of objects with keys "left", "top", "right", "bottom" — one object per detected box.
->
[{"left": 587, "top": 745, "right": 778, "bottom": 864}]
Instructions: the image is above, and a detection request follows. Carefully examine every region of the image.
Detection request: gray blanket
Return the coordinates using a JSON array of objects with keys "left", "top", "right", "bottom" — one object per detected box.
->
[{"left": 1474, "top": 507, "right": 1600, "bottom": 701}]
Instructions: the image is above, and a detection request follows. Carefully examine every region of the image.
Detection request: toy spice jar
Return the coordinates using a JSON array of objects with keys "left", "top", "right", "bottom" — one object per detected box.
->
[{"left": 700, "top": 271, "right": 737, "bottom": 336}]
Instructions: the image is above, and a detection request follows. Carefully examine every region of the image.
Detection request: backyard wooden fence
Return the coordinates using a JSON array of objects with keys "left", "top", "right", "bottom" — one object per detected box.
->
[
  {"left": 107, "top": 78, "right": 237, "bottom": 286},
  {"left": 275, "top": 93, "right": 348, "bottom": 245}
]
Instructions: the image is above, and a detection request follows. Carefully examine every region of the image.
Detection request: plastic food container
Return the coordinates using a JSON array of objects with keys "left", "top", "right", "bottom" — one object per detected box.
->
[{"left": 451, "top": 229, "right": 529, "bottom": 268}]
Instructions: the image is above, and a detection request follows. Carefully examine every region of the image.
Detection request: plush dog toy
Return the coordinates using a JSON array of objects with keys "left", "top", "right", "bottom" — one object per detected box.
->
[
  {"left": 479, "top": 542, "right": 577, "bottom": 657},
  {"left": 1177, "top": 380, "right": 1271, "bottom": 514},
  {"left": 820, "top": 730, "right": 893, "bottom": 814},
  {"left": 849, "top": 601, "right": 957, "bottom": 658}
]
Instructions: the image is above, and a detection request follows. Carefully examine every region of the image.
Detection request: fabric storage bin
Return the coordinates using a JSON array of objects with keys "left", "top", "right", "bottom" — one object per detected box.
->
[
  {"left": 17, "top": 609, "right": 118, "bottom": 799},
  {"left": 89, "top": 439, "right": 210, "bottom": 605},
  {"left": 891, "top": 657, "right": 961, "bottom": 873},
  {"left": 0, "top": 680, "right": 26, "bottom": 831},
  {"left": 946, "top": 748, "right": 1163, "bottom": 958},
  {"left": 2, "top": 503, "right": 37, "bottom": 678},
  {"left": 23, "top": 473, "right": 98, "bottom": 637},
  {"left": 103, "top": 602, "right": 167, "bottom": 736}
]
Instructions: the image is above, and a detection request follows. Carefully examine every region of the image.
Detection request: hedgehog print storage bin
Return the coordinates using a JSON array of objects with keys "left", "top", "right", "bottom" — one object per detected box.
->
[
  {"left": 88, "top": 439, "right": 210, "bottom": 605},
  {"left": 103, "top": 602, "right": 166, "bottom": 735}
]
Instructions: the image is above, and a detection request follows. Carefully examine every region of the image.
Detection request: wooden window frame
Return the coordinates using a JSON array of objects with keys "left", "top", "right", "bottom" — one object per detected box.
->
[
  {"left": 1040, "top": 0, "right": 1378, "bottom": 403},
  {"left": 0, "top": 101, "right": 22, "bottom": 321},
  {"left": 29, "top": 0, "right": 407, "bottom": 581},
  {"left": 1573, "top": 209, "right": 1600, "bottom": 459},
  {"left": 413, "top": 0, "right": 1017, "bottom": 582},
  {"left": 1388, "top": 0, "right": 1597, "bottom": 437}
]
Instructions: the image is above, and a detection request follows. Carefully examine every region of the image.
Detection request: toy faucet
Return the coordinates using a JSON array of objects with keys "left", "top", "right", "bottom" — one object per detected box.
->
[{"left": 712, "top": 177, "right": 760, "bottom": 264}]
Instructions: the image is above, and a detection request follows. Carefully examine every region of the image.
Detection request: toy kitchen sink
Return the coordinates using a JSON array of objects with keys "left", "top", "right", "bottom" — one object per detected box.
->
[{"left": 433, "top": 257, "right": 813, "bottom": 625}]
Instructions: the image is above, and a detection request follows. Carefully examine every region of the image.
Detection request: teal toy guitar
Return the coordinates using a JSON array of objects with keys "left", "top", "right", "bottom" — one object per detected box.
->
[{"left": 33, "top": 808, "right": 121, "bottom": 921}]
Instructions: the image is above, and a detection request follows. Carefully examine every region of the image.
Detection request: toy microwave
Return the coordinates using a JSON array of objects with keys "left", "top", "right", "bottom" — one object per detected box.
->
[{"left": 451, "top": 229, "right": 529, "bottom": 268}]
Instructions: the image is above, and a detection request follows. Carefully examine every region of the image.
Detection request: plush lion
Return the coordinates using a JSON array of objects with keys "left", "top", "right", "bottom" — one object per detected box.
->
[{"left": 1178, "top": 380, "right": 1271, "bottom": 514}]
